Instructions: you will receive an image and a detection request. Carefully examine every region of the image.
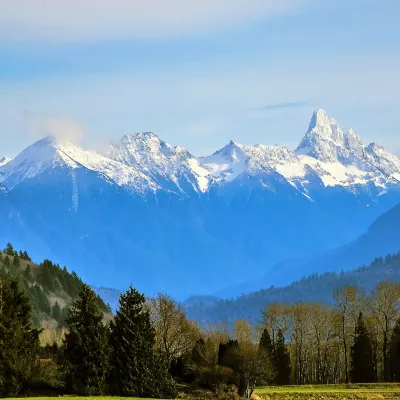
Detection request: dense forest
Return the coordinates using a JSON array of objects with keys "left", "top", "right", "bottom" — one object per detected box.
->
[
  {"left": 0, "top": 243, "right": 110, "bottom": 327},
  {"left": 185, "top": 252, "right": 400, "bottom": 325}
]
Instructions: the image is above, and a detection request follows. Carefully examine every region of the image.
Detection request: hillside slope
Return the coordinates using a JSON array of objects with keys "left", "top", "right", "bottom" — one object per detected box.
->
[
  {"left": 184, "top": 252, "right": 400, "bottom": 326},
  {"left": 0, "top": 243, "right": 111, "bottom": 327},
  {"left": 258, "top": 201, "right": 400, "bottom": 290}
]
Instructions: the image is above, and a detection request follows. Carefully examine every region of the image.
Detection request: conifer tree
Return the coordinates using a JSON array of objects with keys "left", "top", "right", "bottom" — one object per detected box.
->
[
  {"left": 350, "top": 312, "right": 375, "bottom": 383},
  {"left": 61, "top": 284, "right": 109, "bottom": 395},
  {"left": 52, "top": 301, "right": 62, "bottom": 323},
  {"left": 259, "top": 328, "right": 274, "bottom": 359},
  {"left": 109, "top": 286, "right": 176, "bottom": 398},
  {"left": 273, "top": 329, "right": 291, "bottom": 386},
  {"left": 0, "top": 274, "right": 41, "bottom": 396},
  {"left": 259, "top": 328, "right": 275, "bottom": 383},
  {"left": 4, "top": 242, "right": 15, "bottom": 256},
  {"left": 23, "top": 265, "right": 32, "bottom": 281},
  {"left": 13, "top": 255, "right": 20, "bottom": 269}
]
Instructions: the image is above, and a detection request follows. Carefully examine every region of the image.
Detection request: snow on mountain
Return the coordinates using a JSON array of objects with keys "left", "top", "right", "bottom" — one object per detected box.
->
[
  {"left": 0, "top": 156, "right": 11, "bottom": 167},
  {"left": 0, "top": 136, "right": 158, "bottom": 194},
  {"left": 1, "top": 109, "right": 399, "bottom": 198},
  {"left": 295, "top": 109, "right": 400, "bottom": 189},
  {"left": 107, "top": 133, "right": 210, "bottom": 193},
  {"left": 199, "top": 140, "right": 247, "bottom": 183},
  {"left": 1, "top": 109, "right": 399, "bottom": 298}
]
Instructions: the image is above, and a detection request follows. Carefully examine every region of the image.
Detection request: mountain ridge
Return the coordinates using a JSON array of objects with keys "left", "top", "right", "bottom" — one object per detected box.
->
[
  {"left": 1, "top": 109, "right": 399, "bottom": 198},
  {"left": 0, "top": 109, "right": 399, "bottom": 297}
]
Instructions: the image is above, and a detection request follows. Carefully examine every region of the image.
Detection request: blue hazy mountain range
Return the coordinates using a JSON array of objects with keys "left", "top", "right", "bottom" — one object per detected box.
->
[{"left": 0, "top": 110, "right": 399, "bottom": 298}]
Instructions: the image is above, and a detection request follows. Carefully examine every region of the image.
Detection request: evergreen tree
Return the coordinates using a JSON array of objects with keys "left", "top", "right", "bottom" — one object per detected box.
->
[
  {"left": 109, "top": 286, "right": 176, "bottom": 398},
  {"left": 259, "top": 328, "right": 275, "bottom": 383},
  {"left": 4, "top": 255, "right": 10, "bottom": 269},
  {"left": 4, "top": 242, "right": 15, "bottom": 256},
  {"left": 61, "top": 284, "right": 109, "bottom": 395},
  {"left": 36, "top": 286, "right": 51, "bottom": 315},
  {"left": 350, "top": 312, "right": 375, "bottom": 383},
  {"left": 23, "top": 265, "right": 32, "bottom": 281},
  {"left": 52, "top": 301, "right": 62, "bottom": 322},
  {"left": 218, "top": 339, "right": 241, "bottom": 370},
  {"left": 259, "top": 328, "right": 274, "bottom": 359},
  {"left": 22, "top": 251, "right": 32, "bottom": 262},
  {"left": 273, "top": 329, "right": 291, "bottom": 386},
  {"left": 13, "top": 255, "right": 20, "bottom": 269},
  {"left": 0, "top": 274, "right": 41, "bottom": 396},
  {"left": 389, "top": 317, "right": 400, "bottom": 381}
]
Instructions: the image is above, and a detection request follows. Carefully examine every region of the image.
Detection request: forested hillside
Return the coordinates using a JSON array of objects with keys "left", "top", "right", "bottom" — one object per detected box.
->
[
  {"left": 185, "top": 252, "right": 400, "bottom": 326},
  {"left": 0, "top": 243, "right": 111, "bottom": 327}
]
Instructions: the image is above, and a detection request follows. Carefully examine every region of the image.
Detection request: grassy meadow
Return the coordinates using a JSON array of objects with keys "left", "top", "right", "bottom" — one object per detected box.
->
[
  {"left": 255, "top": 383, "right": 400, "bottom": 399},
  {"left": 10, "top": 385, "right": 400, "bottom": 400}
]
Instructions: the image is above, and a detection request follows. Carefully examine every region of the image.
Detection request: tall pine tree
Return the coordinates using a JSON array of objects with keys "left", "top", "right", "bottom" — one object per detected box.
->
[
  {"left": 259, "top": 328, "right": 274, "bottom": 359},
  {"left": 61, "top": 284, "right": 109, "bottom": 395},
  {"left": 109, "top": 286, "right": 175, "bottom": 398},
  {"left": 0, "top": 274, "right": 41, "bottom": 396},
  {"left": 350, "top": 312, "right": 375, "bottom": 383},
  {"left": 259, "top": 328, "right": 275, "bottom": 384},
  {"left": 273, "top": 329, "right": 291, "bottom": 386}
]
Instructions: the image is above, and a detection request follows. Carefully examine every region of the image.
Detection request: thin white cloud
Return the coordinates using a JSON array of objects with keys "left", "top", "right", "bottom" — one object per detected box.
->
[
  {"left": 1, "top": 0, "right": 305, "bottom": 43},
  {"left": 23, "top": 111, "right": 85, "bottom": 144}
]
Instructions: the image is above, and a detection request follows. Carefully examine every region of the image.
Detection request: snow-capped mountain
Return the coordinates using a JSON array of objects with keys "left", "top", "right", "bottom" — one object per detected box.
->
[
  {"left": 0, "top": 109, "right": 399, "bottom": 298},
  {"left": 0, "top": 136, "right": 158, "bottom": 195},
  {"left": 0, "top": 156, "right": 11, "bottom": 167},
  {"left": 107, "top": 132, "right": 209, "bottom": 193}
]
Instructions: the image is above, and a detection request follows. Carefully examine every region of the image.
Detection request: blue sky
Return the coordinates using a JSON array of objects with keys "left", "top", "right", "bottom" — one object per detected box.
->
[{"left": 1, "top": 0, "right": 399, "bottom": 157}]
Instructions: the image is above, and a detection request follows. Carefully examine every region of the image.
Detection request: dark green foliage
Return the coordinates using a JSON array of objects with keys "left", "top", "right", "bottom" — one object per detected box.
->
[
  {"left": 23, "top": 264, "right": 33, "bottom": 281},
  {"left": 52, "top": 301, "right": 61, "bottom": 322},
  {"left": 19, "top": 250, "right": 32, "bottom": 262},
  {"left": 0, "top": 244, "right": 110, "bottom": 327},
  {"left": 4, "top": 242, "right": 17, "bottom": 257},
  {"left": 389, "top": 318, "right": 400, "bottom": 381},
  {"left": 218, "top": 340, "right": 241, "bottom": 371},
  {"left": 4, "top": 255, "right": 10, "bottom": 268},
  {"left": 259, "top": 329, "right": 274, "bottom": 358},
  {"left": 273, "top": 329, "right": 291, "bottom": 386},
  {"left": 13, "top": 255, "right": 20, "bottom": 268},
  {"left": 61, "top": 284, "right": 109, "bottom": 395},
  {"left": 109, "top": 286, "right": 176, "bottom": 398},
  {"left": 0, "top": 274, "right": 41, "bottom": 396},
  {"left": 350, "top": 312, "right": 375, "bottom": 383}
]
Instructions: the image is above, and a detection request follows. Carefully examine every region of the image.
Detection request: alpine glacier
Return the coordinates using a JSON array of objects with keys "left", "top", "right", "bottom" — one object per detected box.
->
[{"left": 0, "top": 110, "right": 399, "bottom": 297}]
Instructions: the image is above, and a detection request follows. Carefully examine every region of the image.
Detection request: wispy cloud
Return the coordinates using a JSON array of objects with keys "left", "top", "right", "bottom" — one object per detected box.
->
[
  {"left": 0, "top": 0, "right": 306, "bottom": 43},
  {"left": 257, "top": 101, "right": 310, "bottom": 111},
  {"left": 22, "top": 111, "right": 85, "bottom": 145}
]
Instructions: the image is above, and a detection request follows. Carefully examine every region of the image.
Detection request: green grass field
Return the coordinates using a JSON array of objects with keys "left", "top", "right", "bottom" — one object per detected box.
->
[
  {"left": 10, "top": 386, "right": 400, "bottom": 400},
  {"left": 255, "top": 384, "right": 400, "bottom": 399}
]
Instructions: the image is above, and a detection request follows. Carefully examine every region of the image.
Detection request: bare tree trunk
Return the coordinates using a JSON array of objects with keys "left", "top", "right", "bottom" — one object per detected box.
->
[{"left": 342, "top": 314, "right": 349, "bottom": 384}]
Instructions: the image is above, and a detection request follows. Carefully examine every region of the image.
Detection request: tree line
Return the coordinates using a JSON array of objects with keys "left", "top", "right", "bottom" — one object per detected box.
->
[
  {"left": 3, "top": 250, "right": 400, "bottom": 398},
  {"left": 260, "top": 282, "right": 400, "bottom": 385}
]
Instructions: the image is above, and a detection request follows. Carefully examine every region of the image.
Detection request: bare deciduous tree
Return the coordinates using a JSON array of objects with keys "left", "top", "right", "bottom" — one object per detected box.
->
[{"left": 149, "top": 293, "right": 201, "bottom": 365}]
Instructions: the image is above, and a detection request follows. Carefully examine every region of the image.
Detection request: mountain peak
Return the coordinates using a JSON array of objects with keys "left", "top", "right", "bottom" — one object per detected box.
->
[
  {"left": 296, "top": 109, "right": 347, "bottom": 162},
  {"left": 308, "top": 109, "right": 337, "bottom": 131}
]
